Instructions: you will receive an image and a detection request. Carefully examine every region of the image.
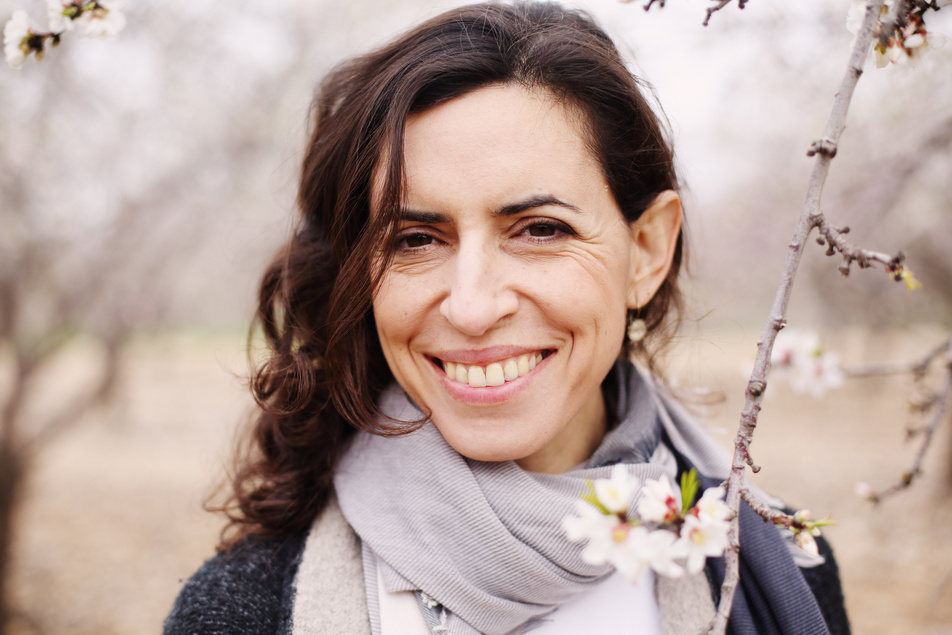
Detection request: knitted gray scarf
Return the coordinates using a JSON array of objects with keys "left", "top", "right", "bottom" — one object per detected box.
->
[{"left": 334, "top": 362, "right": 827, "bottom": 635}]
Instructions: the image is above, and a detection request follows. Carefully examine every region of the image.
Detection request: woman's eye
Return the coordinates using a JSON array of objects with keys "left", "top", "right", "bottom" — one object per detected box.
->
[
  {"left": 521, "top": 221, "right": 572, "bottom": 239},
  {"left": 400, "top": 233, "right": 434, "bottom": 249}
]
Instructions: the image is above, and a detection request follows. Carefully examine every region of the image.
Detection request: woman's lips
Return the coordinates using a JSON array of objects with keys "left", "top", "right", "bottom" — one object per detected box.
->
[
  {"left": 429, "top": 350, "right": 552, "bottom": 387},
  {"left": 431, "top": 350, "right": 553, "bottom": 405}
]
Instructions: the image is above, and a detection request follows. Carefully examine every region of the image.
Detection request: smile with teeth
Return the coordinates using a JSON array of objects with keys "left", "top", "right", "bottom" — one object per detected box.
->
[{"left": 442, "top": 352, "right": 547, "bottom": 388}]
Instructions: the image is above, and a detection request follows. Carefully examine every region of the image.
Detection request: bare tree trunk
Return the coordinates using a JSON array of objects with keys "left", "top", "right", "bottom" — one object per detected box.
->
[
  {"left": 0, "top": 337, "right": 123, "bottom": 634},
  {"left": 0, "top": 443, "right": 24, "bottom": 635}
]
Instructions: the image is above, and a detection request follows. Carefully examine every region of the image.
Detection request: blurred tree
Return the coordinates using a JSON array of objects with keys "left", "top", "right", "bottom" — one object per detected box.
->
[
  {"left": 0, "top": 0, "right": 342, "bottom": 628},
  {"left": 687, "top": 3, "right": 952, "bottom": 329}
]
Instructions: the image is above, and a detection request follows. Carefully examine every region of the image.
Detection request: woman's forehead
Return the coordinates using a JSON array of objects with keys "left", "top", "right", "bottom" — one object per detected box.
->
[{"left": 371, "top": 84, "right": 597, "bottom": 214}]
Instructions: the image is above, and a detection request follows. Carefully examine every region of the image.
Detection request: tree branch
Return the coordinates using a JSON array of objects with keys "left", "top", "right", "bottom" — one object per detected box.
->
[
  {"left": 845, "top": 337, "right": 952, "bottom": 377},
  {"left": 862, "top": 352, "right": 952, "bottom": 503},
  {"left": 640, "top": 0, "right": 749, "bottom": 26},
  {"left": 704, "top": 0, "right": 748, "bottom": 27},
  {"left": 814, "top": 219, "right": 907, "bottom": 279},
  {"left": 737, "top": 492, "right": 794, "bottom": 533},
  {"left": 23, "top": 334, "right": 125, "bottom": 454},
  {"left": 707, "top": 2, "right": 887, "bottom": 633}
]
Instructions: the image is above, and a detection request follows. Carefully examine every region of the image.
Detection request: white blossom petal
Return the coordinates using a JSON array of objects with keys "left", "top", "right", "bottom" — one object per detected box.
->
[
  {"left": 563, "top": 500, "right": 614, "bottom": 543},
  {"left": 694, "top": 486, "right": 731, "bottom": 523},
  {"left": 886, "top": 43, "right": 904, "bottom": 64},
  {"left": 644, "top": 529, "right": 685, "bottom": 578},
  {"left": 75, "top": 3, "right": 126, "bottom": 41},
  {"left": 636, "top": 476, "right": 680, "bottom": 524},
  {"left": 612, "top": 526, "right": 652, "bottom": 582},
  {"left": 562, "top": 500, "right": 626, "bottom": 567},
  {"left": 47, "top": 0, "right": 73, "bottom": 33},
  {"left": 676, "top": 515, "right": 731, "bottom": 575},
  {"left": 874, "top": 46, "right": 890, "bottom": 68},
  {"left": 904, "top": 33, "right": 925, "bottom": 49},
  {"left": 612, "top": 526, "right": 684, "bottom": 582},
  {"left": 794, "top": 531, "right": 820, "bottom": 558},
  {"left": 4, "top": 10, "right": 32, "bottom": 69},
  {"left": 770, "top": 329, "right": 844, "bottom": 397},
  {"left": 593, "top": 465, "right": 640, "bottom": 514},
  {"left": 854, "top": 481, "right": 873, "bottom": 499}
]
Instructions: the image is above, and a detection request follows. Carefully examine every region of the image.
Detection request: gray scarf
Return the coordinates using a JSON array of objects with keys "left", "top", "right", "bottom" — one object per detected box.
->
[{"left": 334, "top": 362, "right": 827, "bottom": 635}]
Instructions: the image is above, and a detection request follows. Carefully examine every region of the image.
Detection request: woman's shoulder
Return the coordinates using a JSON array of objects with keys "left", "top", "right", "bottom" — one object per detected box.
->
[
  {"left": 163, "top": 532, "right": 307, "bottom": 635},
  {"left": 802, "top": 533, "right": 851, "bottom": 635}
]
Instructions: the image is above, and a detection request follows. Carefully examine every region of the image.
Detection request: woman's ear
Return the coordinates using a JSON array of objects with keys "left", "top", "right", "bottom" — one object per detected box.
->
[{"left": 627, "top": 190, "right": 682, "bottom": 308}]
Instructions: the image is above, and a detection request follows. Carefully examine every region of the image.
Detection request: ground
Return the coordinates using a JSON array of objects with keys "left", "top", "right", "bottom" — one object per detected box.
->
[{"left": 6, "top": 326, "right": 952, "bottom": 635}]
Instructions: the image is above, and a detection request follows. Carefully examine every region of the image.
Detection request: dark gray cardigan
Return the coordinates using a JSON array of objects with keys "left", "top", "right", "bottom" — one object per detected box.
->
[
  {"left": 164, "top": 533, "right": 304, "bottom": 635},
  {"left": 163, "top": 522, "right": 849, "bottom": 635}
]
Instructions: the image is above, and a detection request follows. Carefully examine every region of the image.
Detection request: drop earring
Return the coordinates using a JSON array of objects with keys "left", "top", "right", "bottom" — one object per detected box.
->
[{"left": 627, "top": 311, "right": 647, "bottom": 343}]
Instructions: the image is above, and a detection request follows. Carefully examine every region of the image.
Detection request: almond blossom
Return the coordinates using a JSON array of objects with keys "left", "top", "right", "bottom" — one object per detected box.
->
[
  {"left": 854, "top": 481, "right": 874, "bottom": 500},
  {"left": 565, "top": 469, "right": 825, "bottom": 585},
  {"left": 47, "top": 0, "right": 75, "bottom": 33},
  {"left": 793, "top": 531, "right": 820, "bottom": 558},
  {"left": 847, "top": 0, "right": 931, "bottom": 68},
  {"left": 769, "top": 329, "right": 845, "bottom": 397},
  {"left": 564, "top": 468, "right": 731, "bottom": 583},
  {"left": 770, "top": 328, "right": 820, "bottom": 368},
  {"left": 3, "top": 10, "right": 32, "bottom": 69},
  {"left": 4, "top": 0, "right": 127, "bottom": 68},
  {"left": 636, "top": 476, "right": 680, "bottom": 524},
  {"left": 675, "top": 514, "right": 731, "bottom": 575},
  {"left": 616, "top": 525, "right": 685, "bottom": 582},
  {"left": 788, "top": 350, "right": 845, "bottom": 398},
  {"left": 74, "top": 0, "right": 126, "bottom": 41},
  {"left": 594, "top": 465, "right": 640, "bottom": 514},
  {"left": 694, "top": 485, "right": 731, "bottom": 523},
  {"left": 562, "top": 499, "right": 622, "bottom": 566}
]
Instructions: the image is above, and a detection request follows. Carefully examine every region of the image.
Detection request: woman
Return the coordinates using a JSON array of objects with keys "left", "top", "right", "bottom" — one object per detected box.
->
[{"left": 164, "top": 2, "right": 849, "bottom": 634}]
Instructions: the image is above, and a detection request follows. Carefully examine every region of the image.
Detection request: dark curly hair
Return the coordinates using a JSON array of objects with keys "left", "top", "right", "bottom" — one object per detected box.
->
[{"left": 218, "top": 0, "right": 684, "bottom": 547}]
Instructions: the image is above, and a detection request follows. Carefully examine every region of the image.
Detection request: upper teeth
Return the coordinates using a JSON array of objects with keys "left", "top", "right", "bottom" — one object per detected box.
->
[{"left": 444, "top": 353, "right": 544, "bottom": 388}]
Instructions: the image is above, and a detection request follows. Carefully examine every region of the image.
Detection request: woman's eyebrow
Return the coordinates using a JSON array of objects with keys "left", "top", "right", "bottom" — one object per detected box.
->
[
  {"left": 397, "top": 209, "right": 448, "bottom": 224},
  {"left": 496, "top": 195, "right": 581, "bottom": 217},
  {"left": 396, "top": 195, "right": 580, "bottom": 223}
]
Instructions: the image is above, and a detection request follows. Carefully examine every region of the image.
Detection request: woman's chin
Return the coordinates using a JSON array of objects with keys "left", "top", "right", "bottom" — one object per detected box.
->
[{"left": 434, "top": 425, "right": 543, "bottom": 466}]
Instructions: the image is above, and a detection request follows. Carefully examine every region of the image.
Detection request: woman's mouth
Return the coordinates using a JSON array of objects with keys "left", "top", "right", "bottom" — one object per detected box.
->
[{"left": 436, "top": 351, "right": 551, "bottom": 388}]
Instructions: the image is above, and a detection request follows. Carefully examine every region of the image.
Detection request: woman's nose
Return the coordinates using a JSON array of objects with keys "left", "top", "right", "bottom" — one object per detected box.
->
[{"left": 439, "top": 242, "right": 518, "bottom": 337}]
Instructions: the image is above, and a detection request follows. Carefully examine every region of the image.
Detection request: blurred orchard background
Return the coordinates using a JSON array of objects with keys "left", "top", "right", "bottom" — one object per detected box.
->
[{"left": 1, "top": 0, "right": 951, "bottom": 633}]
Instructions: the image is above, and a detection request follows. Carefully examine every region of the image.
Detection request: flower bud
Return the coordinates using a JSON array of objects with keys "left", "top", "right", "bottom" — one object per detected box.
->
[
  {"left": 794, "top": 531, "right": 819, "bottom": 558},
  {"left": 793, "top": 509, "right": 811, "bottom": 524}
]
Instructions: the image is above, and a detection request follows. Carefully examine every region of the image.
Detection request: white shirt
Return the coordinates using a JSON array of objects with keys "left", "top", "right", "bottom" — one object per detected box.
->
[
  {"left": 535, "top": 570, "right": 662, "bottom": 634},
  {"left": 378, "top": 568, "right": 663, "bottom": 635}
]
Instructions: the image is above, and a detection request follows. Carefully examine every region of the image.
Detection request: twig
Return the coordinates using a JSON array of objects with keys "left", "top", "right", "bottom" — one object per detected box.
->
[
  {"left": 640, "top": 0, "right": 748, "bottom": 26},
  {"left": 704, "top": 0, "right": 748, "bottom": 27},
  {"left": 863, "top": 346, "right": 952, "bottom": 503},
  {"left": 707, "top": 2, "right": 887, "bottom": 634},
  {"left": 845, "top": 337, "right": 952, "bottom": 377},
  {"left": 814, "top": 218, "right": 906, "bottom": 279},
  {"left": 739, "top": 488, "right": 790, "bottom": 526},
  {"left": 739, "top": 488, "right": 832, "bottom": 535}
]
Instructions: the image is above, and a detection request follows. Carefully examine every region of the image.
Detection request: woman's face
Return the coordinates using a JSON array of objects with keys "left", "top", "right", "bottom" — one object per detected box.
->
[{"left": 372, "top": 84, "right": 676, "bottom": 473}]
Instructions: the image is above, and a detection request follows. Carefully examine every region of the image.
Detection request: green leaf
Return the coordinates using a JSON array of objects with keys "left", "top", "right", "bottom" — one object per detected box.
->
[
  {"left": 680, "top": 468, "right": 701, "bottom": 515},
  {"left": 581, "top": 479, "right": 611, "bottom": 515}
]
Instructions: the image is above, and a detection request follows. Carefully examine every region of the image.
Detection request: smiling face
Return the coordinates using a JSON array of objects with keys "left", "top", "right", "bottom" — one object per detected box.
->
[{"left": 372, "top": 84, "right": 677, "bottom": 473}]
